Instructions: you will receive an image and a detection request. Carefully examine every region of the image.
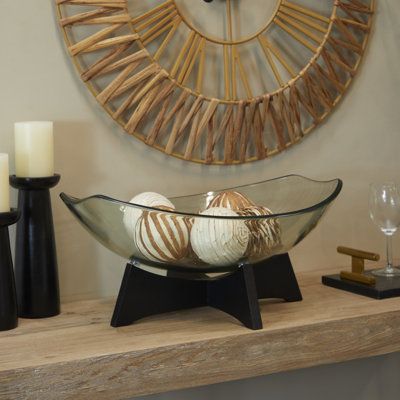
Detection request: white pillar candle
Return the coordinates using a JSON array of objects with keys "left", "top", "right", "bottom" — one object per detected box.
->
[
  {"left": 0, "top": 154, "right": 10, "bottom": 212},
  {"left": 14, "top": 121, "right": 54, "bottom": 178}
]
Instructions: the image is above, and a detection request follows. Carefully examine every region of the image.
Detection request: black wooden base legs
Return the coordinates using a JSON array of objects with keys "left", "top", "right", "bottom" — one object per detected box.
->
[{"left": 112, "top": 254, "right": 302, "bottom": 330}]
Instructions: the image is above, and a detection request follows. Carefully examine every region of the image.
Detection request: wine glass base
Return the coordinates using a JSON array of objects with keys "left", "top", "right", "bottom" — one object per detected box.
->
[{"left": 371, "top": 267, "right": 400, "bottom": 277}]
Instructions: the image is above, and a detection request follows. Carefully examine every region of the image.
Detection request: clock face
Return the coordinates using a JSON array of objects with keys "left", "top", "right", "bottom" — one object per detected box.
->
[{"left": 56, "top": 0, "right": 374, "bottom": 164}]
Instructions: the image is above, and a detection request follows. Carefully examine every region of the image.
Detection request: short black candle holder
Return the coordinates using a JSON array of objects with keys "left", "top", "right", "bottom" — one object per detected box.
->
[
  {"left": 111, "top": 253, "right": 302, "bottom": 330},
  {"left": 10, "top": 174, "right": 60, "bottom": 319},
  {"left": 0, "top": 209, "right": 20, "bottom": 331}
]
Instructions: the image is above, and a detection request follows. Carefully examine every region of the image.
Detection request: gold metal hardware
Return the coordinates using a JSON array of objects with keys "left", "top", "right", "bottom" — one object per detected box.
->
[
  {"left": 339, "top": 271, "right": 376, "bottom": 286},
  {"left": 337, "top": 246, "right": 379, "bottom": 286}
]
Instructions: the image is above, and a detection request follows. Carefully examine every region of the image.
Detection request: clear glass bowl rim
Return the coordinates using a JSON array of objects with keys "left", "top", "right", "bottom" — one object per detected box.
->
[{"left": 60, "top": 174, "right": 343, "bottom": 220}]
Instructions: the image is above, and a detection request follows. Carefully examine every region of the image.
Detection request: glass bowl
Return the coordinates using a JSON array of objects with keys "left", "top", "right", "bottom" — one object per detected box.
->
[{"left": 60, "top": 175, "right": 342, "bottom": 279}]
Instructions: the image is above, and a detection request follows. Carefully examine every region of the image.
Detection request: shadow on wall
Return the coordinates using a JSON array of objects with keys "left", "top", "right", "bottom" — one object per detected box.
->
[
  {"left": 53, "top": 120, "right": 104, "bottom": 301},
  {"left": 55, "top": 120, "right": 105, "bottom": 194}
]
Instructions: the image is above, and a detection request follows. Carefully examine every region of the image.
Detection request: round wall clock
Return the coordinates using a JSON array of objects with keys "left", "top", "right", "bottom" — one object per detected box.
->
[{"left": 56, "top": 0, "right": 374, "bottom": 164}]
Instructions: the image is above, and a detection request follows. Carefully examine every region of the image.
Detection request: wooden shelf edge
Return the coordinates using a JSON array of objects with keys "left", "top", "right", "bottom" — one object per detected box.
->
[{"left": 1, "top": 270, "right": 400, "bottom": 399}]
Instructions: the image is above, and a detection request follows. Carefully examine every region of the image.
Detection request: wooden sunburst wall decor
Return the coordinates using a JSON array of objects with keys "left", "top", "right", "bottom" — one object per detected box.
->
[{"left": 56, "top": 0, "right": 374, "bottom": 164}]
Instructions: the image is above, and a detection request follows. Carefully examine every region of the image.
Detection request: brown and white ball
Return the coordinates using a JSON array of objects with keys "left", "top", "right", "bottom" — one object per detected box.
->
[
  {"left": 135, "top": 210, "right": 190, "bottom": 262},
  {"left": 207, "top": 190, "right": 255, "bottom": 212},
  {"left": 122, "top": 192, "right": 175, "bottom": 240},
  {"left": 239, "top": 205, "right": 281, "bottom": 258},
  {"left": 190, "top": 207, "right": 250, "bottom": 266}
]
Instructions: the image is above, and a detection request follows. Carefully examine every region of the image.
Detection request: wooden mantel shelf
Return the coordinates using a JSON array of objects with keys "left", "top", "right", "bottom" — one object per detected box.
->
[{"left": 1, "top": 269, "right": 400, "bottom": 400}]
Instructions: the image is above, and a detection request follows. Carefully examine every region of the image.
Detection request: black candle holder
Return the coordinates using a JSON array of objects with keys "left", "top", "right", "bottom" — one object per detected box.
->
[
  {"left": 0, "top": 209, "right": 20, "bottom": 331},
  {"left": 10, "top": 174, "right": 60, "bottom": 319}
]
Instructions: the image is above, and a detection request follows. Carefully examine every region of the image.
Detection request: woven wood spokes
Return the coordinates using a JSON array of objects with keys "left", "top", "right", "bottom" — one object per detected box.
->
[{"left": 56, "top": 0, "right": 374, "bottom": 164}]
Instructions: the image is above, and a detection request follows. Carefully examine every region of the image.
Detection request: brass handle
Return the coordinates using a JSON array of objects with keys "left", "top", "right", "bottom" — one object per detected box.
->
[
  {"left": 339, "top": 271, "right": 376, "bottom": 286},
  {"left": 337, "top": 246, "right": 379, "bottom": 274},
  {"left": 337, "top": 246, "right": 380, "bottom": 262},
  {"left": 337, "top": 246, "right": 379, "bottom": 286}
]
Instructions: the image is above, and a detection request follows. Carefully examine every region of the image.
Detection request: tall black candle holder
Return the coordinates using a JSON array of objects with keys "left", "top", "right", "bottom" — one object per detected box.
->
[
  {"left": 0, "top": 209, "right": 20, "bottom": 331},
  {"left": 10, "top": 174, "right": 60, "bottom": 319}
]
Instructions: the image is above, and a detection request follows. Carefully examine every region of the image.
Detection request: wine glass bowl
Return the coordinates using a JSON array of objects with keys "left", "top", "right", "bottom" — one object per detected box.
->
[
  {"left": 369, "top": 183, "right": 400, "bottom": 277},
  {"left": 60, "top": 175, "right": 342, "bottom": 280}
]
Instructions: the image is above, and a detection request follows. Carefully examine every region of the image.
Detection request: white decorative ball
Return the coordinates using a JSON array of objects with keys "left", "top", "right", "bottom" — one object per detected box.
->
[
  {"left": 239, "top": 206, "right": 281, "bottom": 258},
  {"left": 122, "top": 192, "right": 175, "bottom": 240},
  {"left": 207, "top": 190, "right": 255, "bottom": 211},
  {"left": 135, "top": 210, "right": 190, "bottom": 262},
  {"left": 190, "top": 207, "right": 250, "bottom": 266}
]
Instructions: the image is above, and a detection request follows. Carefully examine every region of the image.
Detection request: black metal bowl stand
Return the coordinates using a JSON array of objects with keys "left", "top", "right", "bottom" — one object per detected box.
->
[{"left": 111, "top": 253, "right": 302, "bottom": 330}]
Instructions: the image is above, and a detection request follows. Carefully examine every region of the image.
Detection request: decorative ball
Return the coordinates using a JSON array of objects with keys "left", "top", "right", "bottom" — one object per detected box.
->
[
  {"left": 190, "top": 207, "right": 250, "bottom": 266},
  {"left": 122, "top": 192, "right": 175, "bottom": 240},
  {"left": 135, "top": 210, "right": 190, "bottom": 262},
  {"left": 207, "top": 190, "right": 255, "bottom": 211},
  {"left": 239, "top": 206, "right": 281, "bottom": 258}
]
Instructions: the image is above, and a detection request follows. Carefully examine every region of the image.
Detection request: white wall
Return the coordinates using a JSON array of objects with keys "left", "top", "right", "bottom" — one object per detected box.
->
[
  {"left": 0, "top": 0, "right": 399, "bottom": 300},
  {"left": 1, "top": 1, "right": 400, "bottom": 399}
]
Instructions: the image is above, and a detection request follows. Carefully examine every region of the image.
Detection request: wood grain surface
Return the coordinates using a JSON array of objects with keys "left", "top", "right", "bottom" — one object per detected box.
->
[{"left": 1, "top": 268, "right": 400, "bottom": 399}]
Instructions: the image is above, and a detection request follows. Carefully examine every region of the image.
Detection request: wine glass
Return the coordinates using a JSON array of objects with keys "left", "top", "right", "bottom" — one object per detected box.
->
[{"left": 369, "top": 183, "right": 400, "bottom": 277}]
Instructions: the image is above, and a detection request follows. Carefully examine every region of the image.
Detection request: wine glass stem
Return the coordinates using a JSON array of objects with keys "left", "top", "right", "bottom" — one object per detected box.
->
[{"left": 385, "top": 234, "right": 393, "bottom": 272}]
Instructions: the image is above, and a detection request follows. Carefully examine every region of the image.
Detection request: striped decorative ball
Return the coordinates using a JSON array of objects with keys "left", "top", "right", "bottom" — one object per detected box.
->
[
  {"left": 207, "top": 190, "right": 255, "bottom": 211},
  {"left": 190, "top": 207, "right": 249, "bottom": 266},
  {"left": 239, "top": 206, "right": 281, "bottom": 258},
  {"left": 122, "top": 192, "right": 175, "bottom": 240},
  {"left": 135, "top": 210, "right": 190, "bottom": 262}
]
